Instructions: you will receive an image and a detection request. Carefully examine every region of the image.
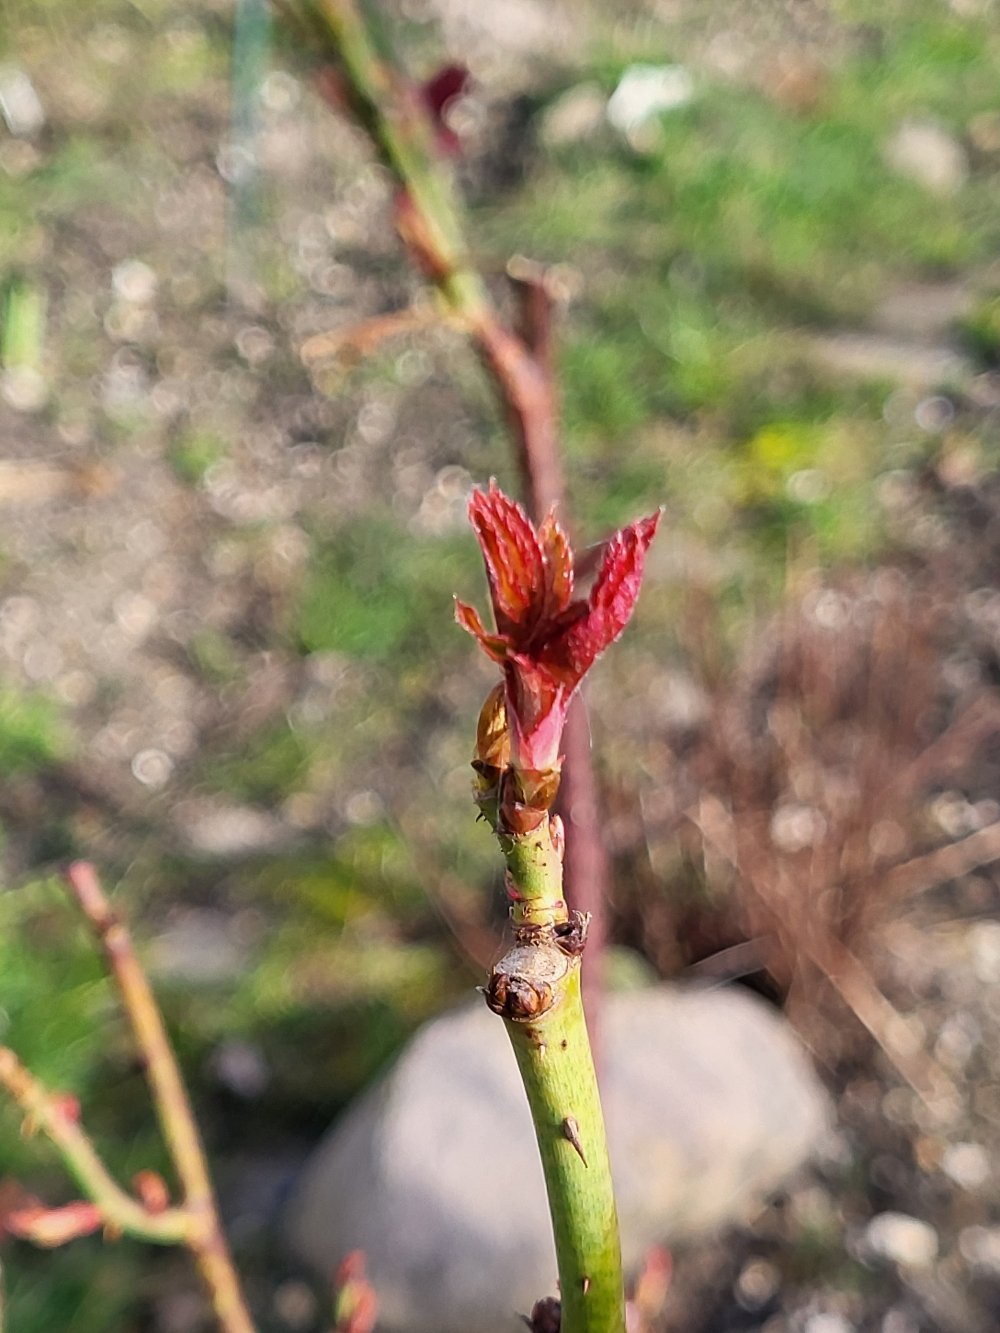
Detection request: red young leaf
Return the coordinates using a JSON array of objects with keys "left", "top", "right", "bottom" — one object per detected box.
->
[
  {"left": 454, "top": 599, "right": 507, "bottom": 662},
  {"left": 421, "top": 64, "right": 471, "bottom": 156},
  {"left": 468, "top": 482, "right": 545, "bottom": 633},
  {"left": 538, "top": 510, "right": 574, "bottom": 616},
  {"left": 422, "top": 64, "right": 469, "bottom": 117},
  {"left": 560, "top": 510, "right": 660, "bottom": 679},
  {"left": 334, "top": 1249, "right": 379, "bottom": 1333},
  {"left": 458, "top": 482, "right": 660, "bottom": 772},
  {"left": 7, "top": 1199, "right": 104, "bottom": 1247}
]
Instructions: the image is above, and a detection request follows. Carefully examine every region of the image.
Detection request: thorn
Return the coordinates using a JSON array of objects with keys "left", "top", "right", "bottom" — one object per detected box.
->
[
  {"left": 52, "top": 1093, "right": 81, "bottom": 1123},
  {"left": 582, "top": 1277, "right": 590, "bottom": 1295},
  {"left": 133, "top": 1169, "right": 170, "bottom": 1214},
  {"left": 549, "top": 813, "right": 565, "bottom": 861},
  {"left": 562, "top": 1115, "right": 588, "bottom": 1166}
]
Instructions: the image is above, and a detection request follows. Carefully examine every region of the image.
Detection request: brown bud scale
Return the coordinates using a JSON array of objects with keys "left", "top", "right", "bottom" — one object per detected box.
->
[{"left": 485, "top": 941, "right": 570, "bottom": 1022}]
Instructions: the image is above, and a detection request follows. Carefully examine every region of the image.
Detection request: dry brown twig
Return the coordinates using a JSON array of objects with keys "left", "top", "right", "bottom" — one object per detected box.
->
[
  {"left": 687, "top": 796, "right": 960, "bottom": 1114},
  {"left": 673, "top": 578, "right": 1000, "bottom": 1118},
  {"left": 0, "top": 863, "right": 256, "bottom": 1333}
]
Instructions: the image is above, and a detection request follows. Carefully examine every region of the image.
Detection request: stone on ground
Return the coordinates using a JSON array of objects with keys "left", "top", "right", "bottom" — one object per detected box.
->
[{"left": 284, "top": 985, "right": 830, "bottom": 1333}]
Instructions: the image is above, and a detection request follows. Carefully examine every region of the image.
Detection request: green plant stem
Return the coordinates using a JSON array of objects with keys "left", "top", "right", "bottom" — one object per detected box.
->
[
  {"left": 289, "top": 2, "right": 624, "bottom": 1324},
  {"left": 0, "top": 1046, "right": 189, "bottom": 1244},
  {"left": 310, "top": 0, "right": 487, "bottom": 315},
  {"left": 500, "top": 820, "right": 566, "bottom": 930},
  {"left": 505, "top": 967, "right": 623, "bottom": 1333},
  {"left": 490, "top": 823, "right": 624, "bottom": 1333}
]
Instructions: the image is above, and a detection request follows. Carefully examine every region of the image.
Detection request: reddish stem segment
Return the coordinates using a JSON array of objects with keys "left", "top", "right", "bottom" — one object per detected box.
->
[{"left": 559, "top": 701, "right": 611, "bottom": 1033}]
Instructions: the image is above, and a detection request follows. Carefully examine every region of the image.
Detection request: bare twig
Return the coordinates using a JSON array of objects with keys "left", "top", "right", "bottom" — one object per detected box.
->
[
  {"left": 293, "top": 0, "right": 606, "bottom": 964},
  {"left": 64, "top": 862, "right": 256, "bottom": 1333},
  {"left": 889, "top": 694, "right": 1000, "bottom": 809},
  {"left": 560, "top": 700, "right": 612, "bottom": 1025},
  {"left": 688, "top": 799, "right": 960, "bottom": 1115},
  {"left": 885, "top": 821, "right": 1000, "bottom": 901},
  {"left": 299, "top": 306, "right": 445, "bottom": 369}
]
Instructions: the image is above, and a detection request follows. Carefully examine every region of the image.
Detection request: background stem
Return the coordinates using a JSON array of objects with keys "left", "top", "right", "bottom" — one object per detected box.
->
[
  {"left": 294, "top": 0, "right": 608, "bottom": 971},
  {"left": 65, "top": 864, "right": 257, "bottom": 1333},
  {"left": 0, "top": 1047, "right": 190, "bottom": 1244}
]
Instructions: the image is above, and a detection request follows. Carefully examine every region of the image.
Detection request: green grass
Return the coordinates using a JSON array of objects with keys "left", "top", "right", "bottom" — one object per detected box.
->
[
  {"left": 169, "top": 430, "right": 228, "bottom": 486},
  {"left": 298, "top": 517, "right": 482, "bottom": 663},
  {"left": 0, "top": 686, "right": 64, "bottom": 774}
]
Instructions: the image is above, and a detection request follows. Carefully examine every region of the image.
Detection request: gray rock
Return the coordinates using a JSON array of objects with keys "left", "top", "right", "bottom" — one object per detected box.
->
[
  {"left": 885, "top": 121, "right": 968, "bottom": 196},
  {"left": 864, "top": 1213, "right": 939, "bottom": 1269},
  {"left": 806, "top": 333, "right": 971, "bottom": 390},
  {"left": 284, "top": 986, "right": 830, "bottom": 1333}
]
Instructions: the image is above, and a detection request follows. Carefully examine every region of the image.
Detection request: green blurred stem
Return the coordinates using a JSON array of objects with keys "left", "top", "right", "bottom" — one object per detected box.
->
[
  {"left": 493, "top": 824, "right": 625, "bottom": 1333},
  {"left": 307, "top": 0, "right": 487, "bottom": 314},
  {"left": 2, "top": 278, "right": 46, "bottom": 372},
  {"left": 0, "top": 1046, "right": 190, "bottom": 1244}
]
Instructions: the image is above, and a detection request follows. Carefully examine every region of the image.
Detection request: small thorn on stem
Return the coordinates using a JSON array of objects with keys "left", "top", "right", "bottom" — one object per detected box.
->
[
  {"left": 582, "top": 1276, "right": 590, "bottom": 1295},
  {"left": 562, "top": 1115, "right": 588, "bottom": 1166},
  {"left": 549, "top": 813, "right": 565, "bottom": 861}
]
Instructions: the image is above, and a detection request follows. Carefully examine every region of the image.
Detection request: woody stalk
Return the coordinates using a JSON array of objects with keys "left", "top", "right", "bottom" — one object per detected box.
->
[{"left": 458, "top": 483, "right": 659, "bottom": 1333}]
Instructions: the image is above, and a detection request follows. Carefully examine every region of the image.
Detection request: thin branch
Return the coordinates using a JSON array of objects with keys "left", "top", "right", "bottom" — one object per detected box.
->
[
  {"left": 559, "top": 699, "right": 611, "bottom": 1031},
  {"left": 884, "top": 821, "right": 1000, "bottom": 901},
  {"left": 65, "top": 863, "right": 215, "bottom": 1217},
  {"left": 293, "top": 0, "right": 601, "bottom": 950},
  {"left": 299, "top": 306, "right": 445, "bottom": 369},
  {"left": 64, "top": 863, "right": 256, "bottom": 1333},
  {"left": 687, "top": 799, "right": 960, "bottom": 1117},
  {"left": 0, "top": 1047, "right": 188, "bottom": 1244}
]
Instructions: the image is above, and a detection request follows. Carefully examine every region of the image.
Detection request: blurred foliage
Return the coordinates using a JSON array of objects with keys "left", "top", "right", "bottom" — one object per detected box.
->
[
  {"left": 961, "top": 290, "right": 1000, "bottom": 363},
  {"left": 298, "top": 520, "right": 480, "bottom": 660},
  {"left": 169, "top": 430, "right": 228, "bottom": 486},
  {"left": 0, "top": 687, "right": 64, "bottom": 774}
]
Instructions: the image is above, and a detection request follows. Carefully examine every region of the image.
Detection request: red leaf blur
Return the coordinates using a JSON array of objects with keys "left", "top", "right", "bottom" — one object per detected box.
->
[{"left": 457, "top": 481, "right": 660, "bottom": 772}]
